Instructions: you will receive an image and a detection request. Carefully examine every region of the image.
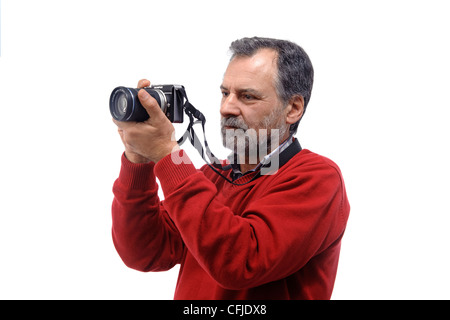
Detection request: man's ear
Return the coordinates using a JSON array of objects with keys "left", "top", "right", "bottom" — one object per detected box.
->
[{"left": 285, "top": 95, "right": 304, "bottom": 125}]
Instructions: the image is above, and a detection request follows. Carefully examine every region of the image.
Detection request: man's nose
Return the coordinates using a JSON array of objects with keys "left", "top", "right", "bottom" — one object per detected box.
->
[{"left": 220, "top": 94, "right": 241, "bottom": 118}]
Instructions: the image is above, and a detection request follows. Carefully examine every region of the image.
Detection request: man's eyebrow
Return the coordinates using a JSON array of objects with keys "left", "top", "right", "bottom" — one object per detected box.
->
[
  {"left": 220, "top": 85, "right": 262, "bottom": 96},
  {"left": 240, "top": 88, "right": 262, "bottom": 95}
]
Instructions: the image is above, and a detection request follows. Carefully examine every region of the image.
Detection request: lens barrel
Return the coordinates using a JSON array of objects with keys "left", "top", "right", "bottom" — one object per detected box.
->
[{"left": 110, "top": 86, "right": 167, "bottom": 122}]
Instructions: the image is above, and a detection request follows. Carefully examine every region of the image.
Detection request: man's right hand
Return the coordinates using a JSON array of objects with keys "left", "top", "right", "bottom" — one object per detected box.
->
[
  {"left": 114, "top": 79, "right": 152, "bottom": 163},
  {"left": 113, "top": 79, "right": 179, "bottom": 164}
]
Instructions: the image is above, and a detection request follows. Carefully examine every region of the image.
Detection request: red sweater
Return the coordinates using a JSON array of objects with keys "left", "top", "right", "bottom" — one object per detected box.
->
[{"left": 112, "top": 148, "right": 350, "bottom": 300}]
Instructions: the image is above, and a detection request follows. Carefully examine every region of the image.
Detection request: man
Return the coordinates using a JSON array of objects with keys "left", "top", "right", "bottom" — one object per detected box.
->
[{"left": 112, "top": 37, "right": 350, "bottom": 299}]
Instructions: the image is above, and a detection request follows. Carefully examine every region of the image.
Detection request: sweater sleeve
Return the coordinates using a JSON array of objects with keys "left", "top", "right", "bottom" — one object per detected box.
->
[
  {"left": 111, "top": 153, "right": 185, "bottom": 272},
  {"left": 154, "top": 150, "right": 349, "bottom": 290}
]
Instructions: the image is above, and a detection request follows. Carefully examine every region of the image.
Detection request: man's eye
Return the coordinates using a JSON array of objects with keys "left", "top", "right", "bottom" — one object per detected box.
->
[
  {"left": 221, "top": 91, "right": 229, "bottom": 97},
  {"left": 243, "top": 94, "right": 255, "bottom": 100}
]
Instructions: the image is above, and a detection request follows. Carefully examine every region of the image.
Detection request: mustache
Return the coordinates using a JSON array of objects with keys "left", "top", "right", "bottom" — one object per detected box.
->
[{"left": 220, "top": 117, "right": 249, "bottom": 131}]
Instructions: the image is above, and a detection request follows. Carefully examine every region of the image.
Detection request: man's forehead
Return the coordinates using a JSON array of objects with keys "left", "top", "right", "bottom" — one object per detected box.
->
[
  {"left": 228, "top": 49, "right": 277, "bottom": 72},
  {"left": 222, "top": 49, "right": 278, "bottom": 89}
]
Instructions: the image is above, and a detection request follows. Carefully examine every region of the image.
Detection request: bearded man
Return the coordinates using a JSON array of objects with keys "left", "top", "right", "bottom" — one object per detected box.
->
[{"left": 111, "top": 37, "right": 350, "bottom": 300}]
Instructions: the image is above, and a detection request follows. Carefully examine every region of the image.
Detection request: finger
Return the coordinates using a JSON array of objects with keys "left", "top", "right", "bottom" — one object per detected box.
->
[
  {"left": 138, "top": 89, "right": 167, "bottom": 123},
  {"left": 113, "top": 118, "right": 136, "bottom": 130},
  {"left": 137, "top": 79, "right": 151, "bottom": 89},
  {"left": 117, "top": 128, "right": 125, "bottom": 143}
]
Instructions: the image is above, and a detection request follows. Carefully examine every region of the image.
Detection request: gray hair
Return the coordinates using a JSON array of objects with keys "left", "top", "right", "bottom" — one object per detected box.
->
[{"left": 229, "top": 37, "right": 314, "bottom": 135}]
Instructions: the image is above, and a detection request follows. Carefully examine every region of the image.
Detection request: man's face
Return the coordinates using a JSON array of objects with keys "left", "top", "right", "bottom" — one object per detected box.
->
[{"left": 220, "top": 48, "right": 289, "bottom": 156}]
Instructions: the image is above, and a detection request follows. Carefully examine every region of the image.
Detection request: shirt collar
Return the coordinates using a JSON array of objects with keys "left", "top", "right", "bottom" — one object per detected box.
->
[{"left": 227, "top": 135, "right": 294, "bottom": 179}]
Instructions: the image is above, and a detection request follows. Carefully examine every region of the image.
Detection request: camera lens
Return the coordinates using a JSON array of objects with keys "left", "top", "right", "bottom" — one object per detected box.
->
[
  {"left": 110, "top": 86, "right": 167, "bottom": 122},
  {"left": 110, "top": 87, "right": 145, "bottom": 121},
  {"left": 116, "top": 93, "right": 128, "bottom": 117}
]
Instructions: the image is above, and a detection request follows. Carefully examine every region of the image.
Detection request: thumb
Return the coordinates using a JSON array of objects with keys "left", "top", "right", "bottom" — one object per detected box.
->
[{"left": 138, "top": 89, "right": 167, "bottom": 123}]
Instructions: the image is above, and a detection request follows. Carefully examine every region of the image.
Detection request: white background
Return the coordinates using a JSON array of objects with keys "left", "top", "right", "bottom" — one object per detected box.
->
[{"left": 1, "top": 0, "right": 449, "bottom": 299}]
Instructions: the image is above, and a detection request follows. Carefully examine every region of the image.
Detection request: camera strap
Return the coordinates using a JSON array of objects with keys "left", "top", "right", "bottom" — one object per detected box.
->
[
  {"left": 176, "top": 88, "right": 302, "bottom": 186},
  {"left": 176, "top": 88, "right": 229, "bottom": 174},
  {"left": 178, "top": 104, "right": 258, "bottom": 186}
]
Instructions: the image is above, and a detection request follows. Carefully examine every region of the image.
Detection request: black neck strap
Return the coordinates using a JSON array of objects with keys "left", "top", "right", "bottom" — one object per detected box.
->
[
  {"left": 226, "top": 138, "right": 302, "bottom": 186},
  {"left": 176, "top": 88, "right": 302, "bottom": 186}
]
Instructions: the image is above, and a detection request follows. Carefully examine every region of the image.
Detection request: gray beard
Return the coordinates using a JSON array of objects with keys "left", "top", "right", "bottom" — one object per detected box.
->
[{"left": 221, "top": 117, "right": 288, "bottom": 164}]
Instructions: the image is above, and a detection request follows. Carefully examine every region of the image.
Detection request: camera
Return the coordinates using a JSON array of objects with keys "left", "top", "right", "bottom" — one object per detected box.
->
[{"left": 110, "top": 84, "right": 185, "bottom": 123}]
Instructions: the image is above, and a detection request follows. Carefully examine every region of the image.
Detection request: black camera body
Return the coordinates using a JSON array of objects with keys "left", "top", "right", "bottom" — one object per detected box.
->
[{"left": 110, "top": 84, "right": 185, "bottom": 123}]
